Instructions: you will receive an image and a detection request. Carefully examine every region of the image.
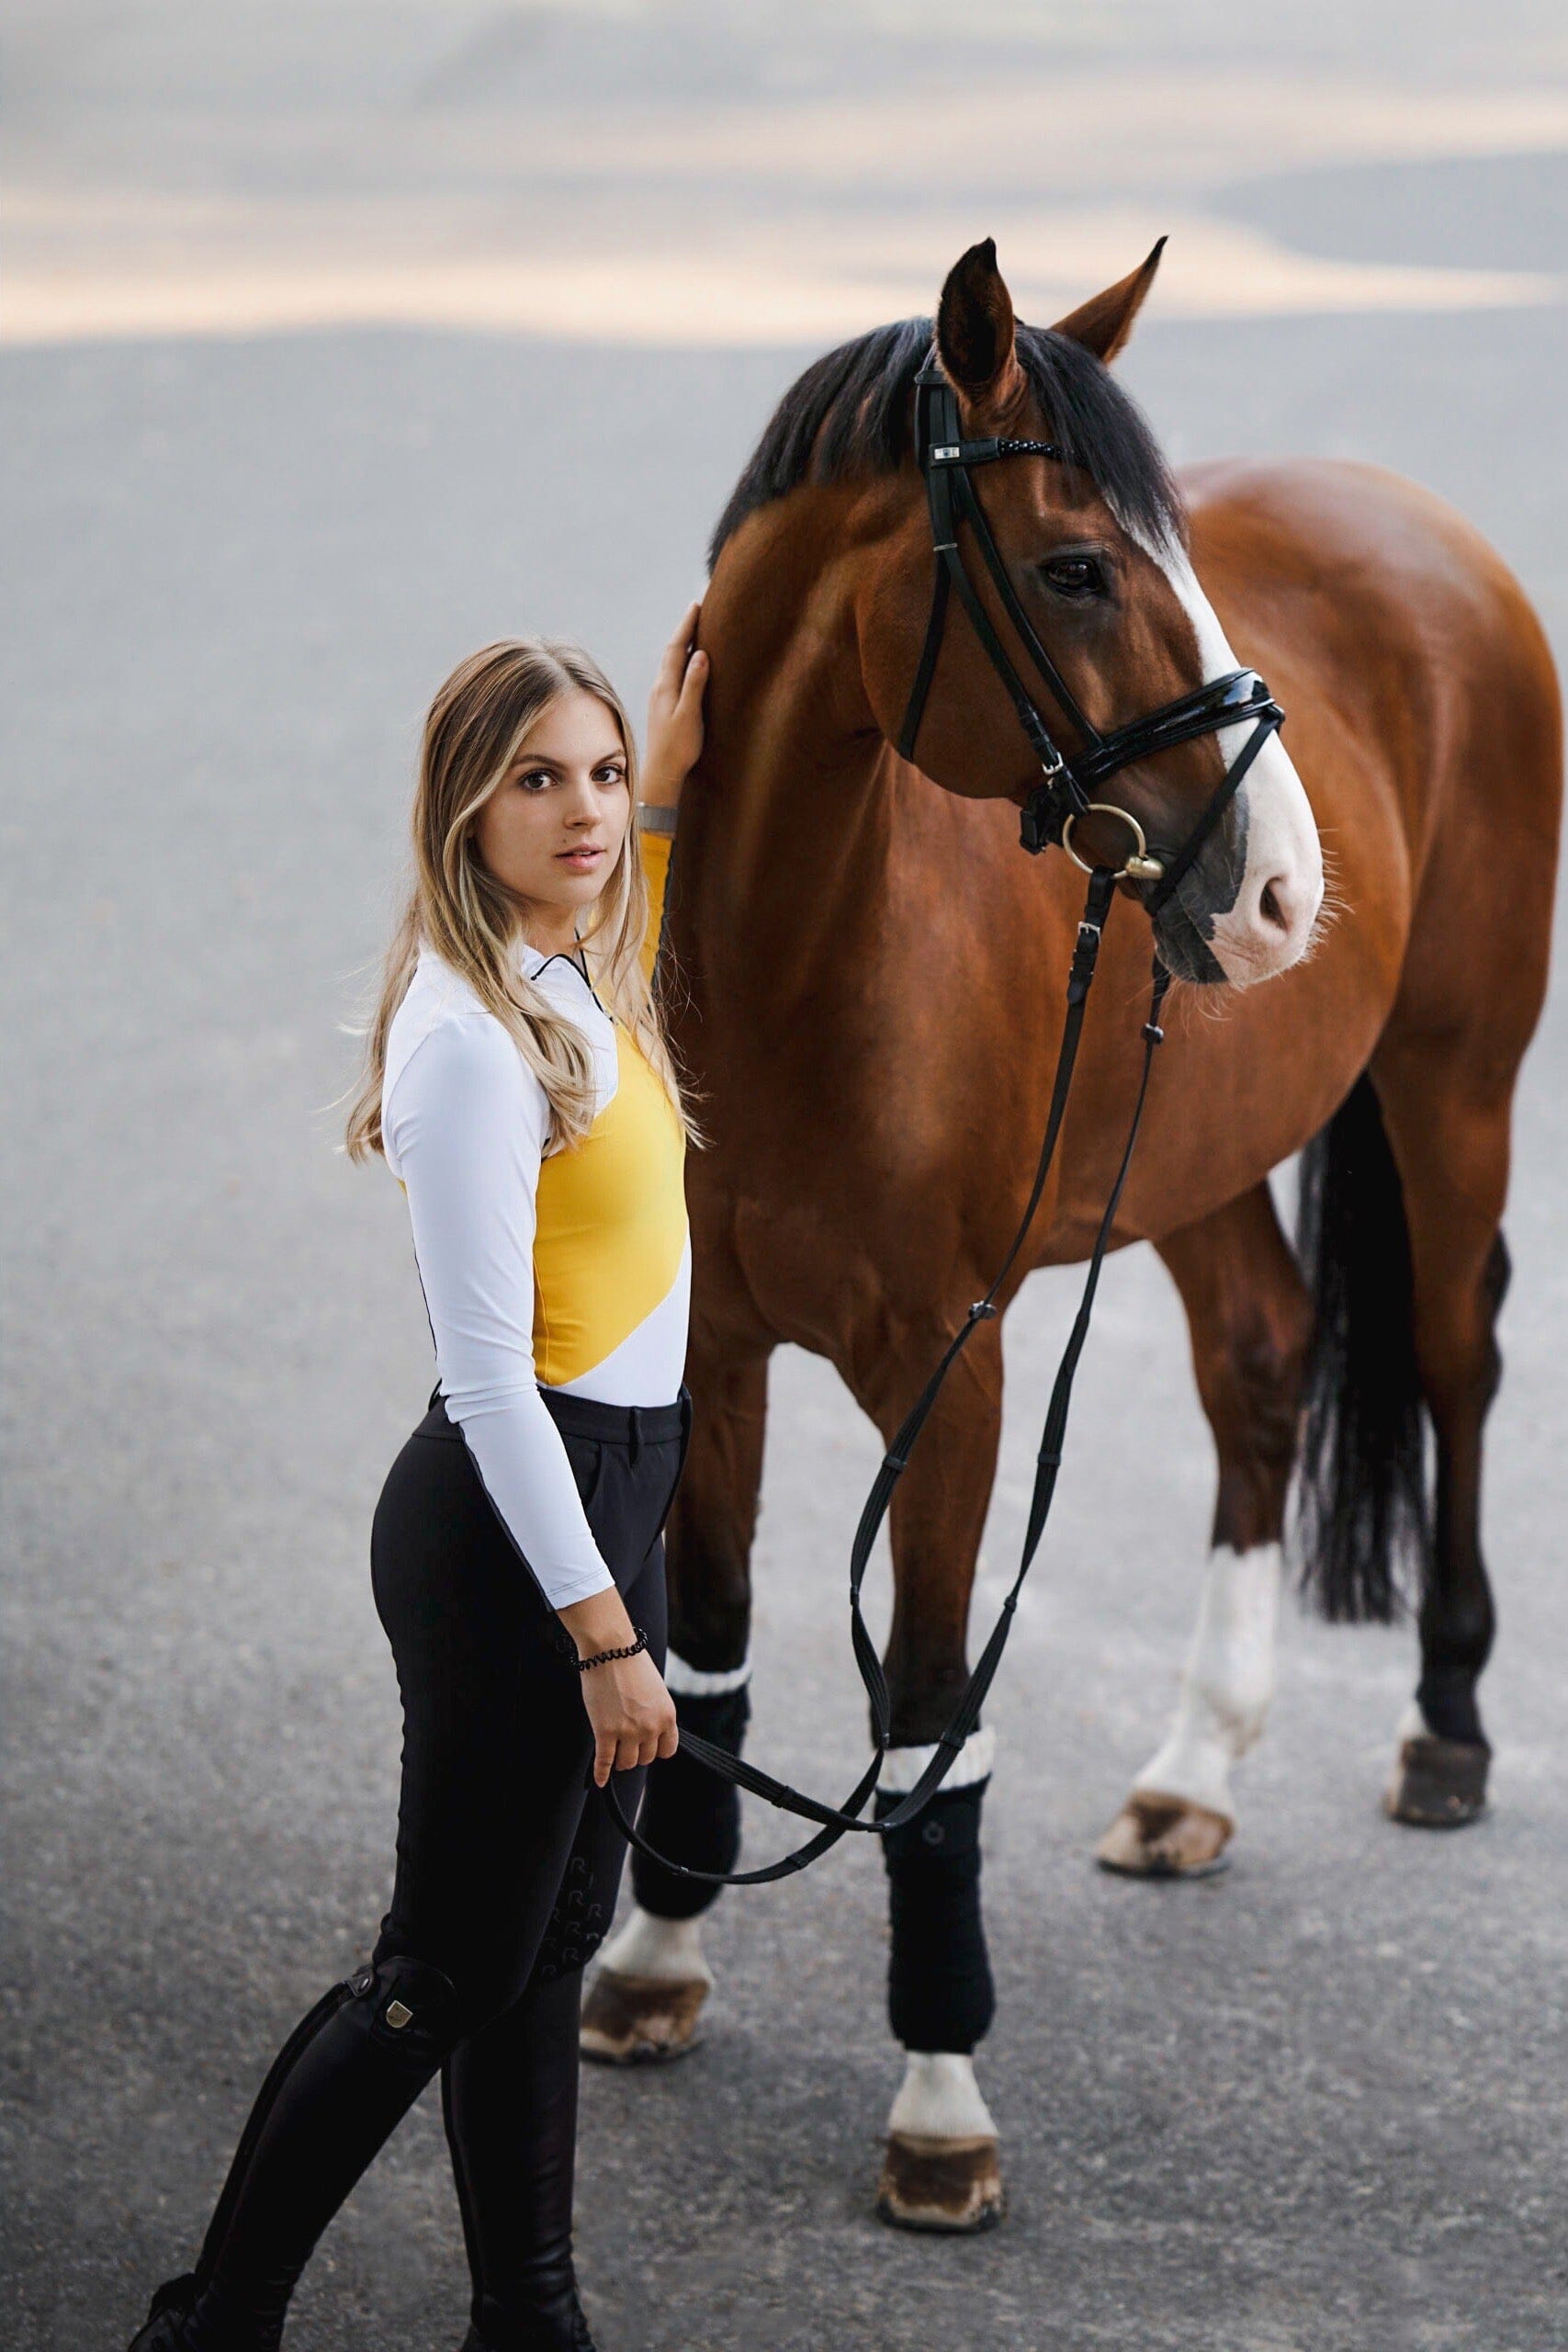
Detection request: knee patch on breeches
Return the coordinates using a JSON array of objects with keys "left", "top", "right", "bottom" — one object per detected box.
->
[
  {"left": 630, "top": 1682, "right": 750, "bottom": 1920},
  {"left": 876, "top": 1777, "right": 996, "bottom": 2056},
  {"left": 352, "top": 1948, "right": 469, "bottom": 2060}
]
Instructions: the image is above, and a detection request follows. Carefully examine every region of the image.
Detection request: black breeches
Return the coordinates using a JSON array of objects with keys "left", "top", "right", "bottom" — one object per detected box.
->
[
  {"left": 168, "top": 1383, "right": 690, "bottom": 2350},
  {"left": 367, "top": 1385, "right": 688, "bottom": 2016}
]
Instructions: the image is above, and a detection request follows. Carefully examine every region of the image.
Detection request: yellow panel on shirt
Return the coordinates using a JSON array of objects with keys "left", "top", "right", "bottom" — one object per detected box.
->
[
  {"left": 533, "top": 1020, "right": 687, "bottom": 1384},
  {"left": 533, "top": 826, "right": 687, "bottom": 1385}
]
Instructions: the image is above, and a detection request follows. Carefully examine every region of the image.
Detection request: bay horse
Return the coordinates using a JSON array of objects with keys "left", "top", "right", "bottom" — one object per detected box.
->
[{"left": 582, "top": 240, "right": 1562, "bottom": 2232}]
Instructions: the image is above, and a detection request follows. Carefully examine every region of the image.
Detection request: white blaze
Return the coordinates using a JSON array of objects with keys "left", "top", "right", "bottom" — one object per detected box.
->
[{"left": 1149, "top": 543, "right": 1324, "bottom": 984}]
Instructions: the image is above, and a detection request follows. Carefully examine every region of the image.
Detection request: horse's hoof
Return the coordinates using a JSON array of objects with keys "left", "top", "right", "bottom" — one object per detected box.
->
[
  {"left": 1095, "top": 1791, "right": 1234, "bottom": 1878},
  {"left": 579, "top": 1965, "right": 708, "bottom": 2064},
  {"left": 1384, "top": 1733, "right": 1490, "bottom": 1828},
  {"left": 875, "top": 2132, "right": 1004, "bottom": 2233}
]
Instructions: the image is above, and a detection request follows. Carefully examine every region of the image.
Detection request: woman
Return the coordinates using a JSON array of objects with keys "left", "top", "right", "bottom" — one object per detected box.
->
[{"left": 124, "top": 608, "right": 710, "bottom": 2352}]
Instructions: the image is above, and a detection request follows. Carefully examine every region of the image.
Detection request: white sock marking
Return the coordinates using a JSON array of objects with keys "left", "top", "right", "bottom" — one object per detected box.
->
[
  {"left": 1132, "top": 1543, "right": 1282, "bottom": 1821},
  {"left": 598, "top": 1905, "right": 713, "bottom": 1986},
  {"left": 886, "top": 2052, "right": 998, "bottom": 2142},
  {"left": 1396, "top": 1697, "right": 1430, "bottom": 1746}
]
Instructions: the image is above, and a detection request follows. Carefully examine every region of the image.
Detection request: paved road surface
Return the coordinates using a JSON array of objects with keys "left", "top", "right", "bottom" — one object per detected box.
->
[{"left": 4, "top": 21, "right": 1566, "bottom": 2352}]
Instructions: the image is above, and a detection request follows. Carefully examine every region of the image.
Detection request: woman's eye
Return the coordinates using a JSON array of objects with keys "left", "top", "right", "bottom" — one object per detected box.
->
[
  {"left": 518, "top": 771, "right": 552, "bottom": 792},
  {"left": 1042, "top": 555, "right": 1107, "bottom": 600}
]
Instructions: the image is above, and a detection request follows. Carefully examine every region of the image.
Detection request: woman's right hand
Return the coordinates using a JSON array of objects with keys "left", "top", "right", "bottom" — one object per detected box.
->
[
  {"left": 558, "top": 1588, "right": 679, "bottom": 1786},
  {"left": 642, "top": 600, "right": 707, "bottom": 808},
  {"left": 578, "top": 1647, "right": 679, "bottom": 1788}
]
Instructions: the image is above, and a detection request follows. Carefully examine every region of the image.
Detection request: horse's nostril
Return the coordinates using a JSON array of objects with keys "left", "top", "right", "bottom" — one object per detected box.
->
[{"left": 1259, "top": 879, "right": 1286, "bottom": 933}]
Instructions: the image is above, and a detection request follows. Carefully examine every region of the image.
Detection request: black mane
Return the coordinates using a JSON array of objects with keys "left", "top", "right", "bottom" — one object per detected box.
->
[{"left": 708, "top": 314, "right": 1186, "bottom": 571}]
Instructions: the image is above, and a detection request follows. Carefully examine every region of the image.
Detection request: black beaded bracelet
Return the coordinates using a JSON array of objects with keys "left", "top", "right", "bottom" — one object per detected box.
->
[{"left": 576, "top": 1626, "right": 649, "bottom": 1674}]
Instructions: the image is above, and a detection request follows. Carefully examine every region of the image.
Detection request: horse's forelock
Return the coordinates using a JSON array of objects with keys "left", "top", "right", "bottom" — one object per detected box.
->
[
  {"left": 1014, "top": 325, "right": 1187, "bottom": 557},
  {"left": 707, "top": 312, "right": 1186, "bottom": 571}
]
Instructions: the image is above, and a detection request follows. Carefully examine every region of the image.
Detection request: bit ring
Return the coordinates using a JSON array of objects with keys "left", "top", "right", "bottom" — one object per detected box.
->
[{"left": 1061, "top": 803, "right": 1166, "bottom": 884}]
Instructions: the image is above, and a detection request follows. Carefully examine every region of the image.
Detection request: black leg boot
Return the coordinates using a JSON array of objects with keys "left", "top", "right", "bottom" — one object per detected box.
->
[
  {"left": 123, "top": 1951, "right": 466, "bottom": 2352},
  {"left": 442, "top": 1965, "right": 596, "bottom": 2352}
]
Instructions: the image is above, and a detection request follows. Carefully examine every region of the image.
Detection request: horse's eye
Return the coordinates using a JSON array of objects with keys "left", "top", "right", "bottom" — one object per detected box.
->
[{"left": 1042, "top": 554, "right": 1106, "bottom": 600}]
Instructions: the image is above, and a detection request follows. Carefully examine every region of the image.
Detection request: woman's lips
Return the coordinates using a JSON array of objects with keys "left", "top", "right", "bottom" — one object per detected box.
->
[{"left": 557, "top": 846, "right": 605, "bottom": 866}]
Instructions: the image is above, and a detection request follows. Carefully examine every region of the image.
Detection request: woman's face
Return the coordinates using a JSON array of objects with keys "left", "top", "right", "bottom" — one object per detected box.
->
[{"left": 474, "top": 687, "right": 631, "bottom": 935}]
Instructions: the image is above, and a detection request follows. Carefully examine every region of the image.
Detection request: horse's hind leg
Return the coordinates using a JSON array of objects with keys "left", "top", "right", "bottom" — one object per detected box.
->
[
  {"left": 581, "top": 1335, "right": 770, "bottom": 2063},
  {"left": 1367, "top": 1038, "right": 1514, "bottom": 1826},
  {"left": 1098, "top": 1182, "right": 1312, "bottom": 1878}
]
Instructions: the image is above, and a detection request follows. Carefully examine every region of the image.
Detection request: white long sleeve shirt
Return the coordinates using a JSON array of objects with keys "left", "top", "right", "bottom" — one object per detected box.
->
[{"left": 380, "top": 927, "right": 690, "bottom": 1610}]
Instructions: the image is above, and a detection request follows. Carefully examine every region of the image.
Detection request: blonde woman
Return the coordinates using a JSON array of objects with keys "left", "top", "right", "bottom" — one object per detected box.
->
[{"left": 124, "top": 610, "right": 710, "bottom": 2352}]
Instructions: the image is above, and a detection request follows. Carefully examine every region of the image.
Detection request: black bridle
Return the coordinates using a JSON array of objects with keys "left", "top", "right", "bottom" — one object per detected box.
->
[
  {"left": 602, "top": 354, "right": 1287, "bottom": 1884},
  {"left": 897, "top": 351, "right": 1284, "bottom": 909}
]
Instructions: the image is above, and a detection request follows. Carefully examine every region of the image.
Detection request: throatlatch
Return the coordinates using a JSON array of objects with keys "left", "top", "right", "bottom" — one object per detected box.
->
[{"left": 603, "top": 346, "right": 1287, "bottom": 1887}]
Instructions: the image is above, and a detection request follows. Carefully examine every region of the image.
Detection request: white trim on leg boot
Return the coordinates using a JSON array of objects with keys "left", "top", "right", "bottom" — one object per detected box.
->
[{"left": 877, "top": 1724, "right": 996, "bottom": 1796}]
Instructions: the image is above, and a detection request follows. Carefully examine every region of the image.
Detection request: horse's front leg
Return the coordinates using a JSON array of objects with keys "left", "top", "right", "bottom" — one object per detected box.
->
[
  {"left": 845, "top": 1310, "right": 1007, "bottom": 2233},
  {"left": 1098, "top": 1184, "right": 1312, "bottom": 1878},
  {"left": 581, "top": 1331, "right": 771, "bottom": 2064}
]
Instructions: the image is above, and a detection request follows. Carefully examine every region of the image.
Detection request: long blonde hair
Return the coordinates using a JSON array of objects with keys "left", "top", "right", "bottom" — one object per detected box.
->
[{"left": 344, "top": 639, "right": 705, "bottom": 1162}]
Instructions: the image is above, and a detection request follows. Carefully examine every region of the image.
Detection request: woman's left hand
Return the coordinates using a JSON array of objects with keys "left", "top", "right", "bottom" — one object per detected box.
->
[{"left": 642, "top": 601, "right": 708, "bottom": 808}]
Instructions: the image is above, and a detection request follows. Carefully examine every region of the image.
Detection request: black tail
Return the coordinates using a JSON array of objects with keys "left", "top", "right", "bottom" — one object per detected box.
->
[{"left": 1292, "top": 1074, "right": 1432, "bottom": 1623}]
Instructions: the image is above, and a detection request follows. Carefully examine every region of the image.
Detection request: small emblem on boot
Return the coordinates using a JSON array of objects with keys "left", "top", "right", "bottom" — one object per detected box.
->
[{"left": 384, "top": 1998, "right": 413, "bottom": 2028}]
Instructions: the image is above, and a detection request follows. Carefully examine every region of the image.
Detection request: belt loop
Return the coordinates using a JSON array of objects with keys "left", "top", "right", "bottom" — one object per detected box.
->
[{"left": 627, "top": 1405, "right": 643, "bottom": 1468}]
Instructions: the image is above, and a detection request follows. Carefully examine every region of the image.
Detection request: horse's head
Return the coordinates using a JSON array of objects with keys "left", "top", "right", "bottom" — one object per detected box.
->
[{"left": 863, "top": 239, "right": 1324, "bottom": 987}]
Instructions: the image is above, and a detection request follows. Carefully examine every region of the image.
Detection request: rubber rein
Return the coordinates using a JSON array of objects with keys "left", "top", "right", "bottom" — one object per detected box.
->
[{"left": 604, "top": 350, "right": 1285, "bottom": 1884}]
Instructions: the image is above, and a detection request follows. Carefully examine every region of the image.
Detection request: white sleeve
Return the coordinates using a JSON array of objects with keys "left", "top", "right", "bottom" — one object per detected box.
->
[{"left": 384, "top": 1012, "right": 616, "bottom": 1611}]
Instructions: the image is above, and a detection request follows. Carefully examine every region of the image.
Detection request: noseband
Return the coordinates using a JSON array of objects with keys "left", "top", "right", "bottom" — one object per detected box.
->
[
  {"left": 602, "top": 354, "right": 1292, "bottom": 1886},
  {"left": 897, "top": 352, "right": 1283, "bottom": 911}
]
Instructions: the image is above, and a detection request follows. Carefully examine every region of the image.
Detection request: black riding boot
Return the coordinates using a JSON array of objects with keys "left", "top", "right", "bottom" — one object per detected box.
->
[
  {"left": 123, "top": 1951, "right": 465, "bottom": 2351},
  {"left": 442, "top": 1964, "right": 597, "bottom": 2352}
]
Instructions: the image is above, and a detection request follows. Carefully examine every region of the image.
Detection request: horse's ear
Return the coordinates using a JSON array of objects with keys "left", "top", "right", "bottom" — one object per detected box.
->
[
  {"left": 1051, "top": 238, "right": 1167, "bottom": 365},
  {"left": 935, "top": 238, "right": 1025, "bottom": 413}
]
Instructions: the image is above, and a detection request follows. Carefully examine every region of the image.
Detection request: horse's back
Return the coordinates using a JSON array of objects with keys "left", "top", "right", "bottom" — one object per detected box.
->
[
  {"left": 1184, "top": 455, "right": 1560, "bottom": 1066},
  {"left": 1185, "top": 453, "right": 1560, "bottom": 843},
  {"left": 1183, "top": 454, "right": 1558, "bottom": 732}
]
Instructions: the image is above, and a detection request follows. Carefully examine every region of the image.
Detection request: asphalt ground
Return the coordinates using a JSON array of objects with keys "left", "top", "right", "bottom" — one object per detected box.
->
[{"left": 5, "top": 172, "right": 1567, "bottom": 2352}]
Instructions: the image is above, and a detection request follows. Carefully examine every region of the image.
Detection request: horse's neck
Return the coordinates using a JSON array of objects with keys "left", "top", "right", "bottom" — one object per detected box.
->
[{"left": 680, "top": 532, "right": 897, "bottom": 1012}]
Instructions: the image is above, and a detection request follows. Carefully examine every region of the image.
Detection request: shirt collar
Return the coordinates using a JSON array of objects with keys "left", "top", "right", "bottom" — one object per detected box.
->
[
  {"left": 518, "top": 933, "right": 598, "bottom": 998},
  {"left": 415, "top": 932, "right": 606, "bottom": 1016}
]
